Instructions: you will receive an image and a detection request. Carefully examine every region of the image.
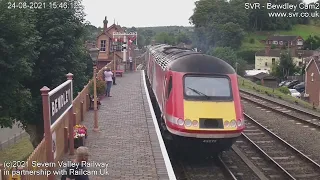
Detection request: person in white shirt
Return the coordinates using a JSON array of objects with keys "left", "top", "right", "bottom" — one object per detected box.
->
[{"left": 104, "top": 68, "right": 113, "bottom": 97}]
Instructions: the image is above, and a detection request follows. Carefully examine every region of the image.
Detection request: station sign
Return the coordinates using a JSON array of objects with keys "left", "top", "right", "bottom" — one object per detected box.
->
[{"left": 48, "top": 80, "right": 73, "bottom": 126}]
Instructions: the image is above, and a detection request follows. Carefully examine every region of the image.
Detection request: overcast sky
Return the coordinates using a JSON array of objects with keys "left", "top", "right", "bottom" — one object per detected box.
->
[{"left": 82, "top": 0, "right": 318, "bottom": 28}]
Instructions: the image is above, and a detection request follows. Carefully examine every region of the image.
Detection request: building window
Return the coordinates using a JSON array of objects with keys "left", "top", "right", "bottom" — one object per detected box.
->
[
  {"left": 279, "top": 41, "right": 283, "bottom": 45},
  {"left": 272, "top": 58, "right": 275, "bottom": 65},
  {"left": 273, "top": 41, "right": 278, "bottom": 44},
  {"left": 265, "top": 62, "right": 268, "bottom": 66},
  {"left": 298, "top": 61, "right": 303, "bottom": 66},
  {"left": 297, "top": 39, "right": 303, "bottom": 46},
  {"left": 311, "top": 73, "right": 314, "bottom": 82},
  {"left": 100, "top": 40, "right": 106, "bottom": 51}
]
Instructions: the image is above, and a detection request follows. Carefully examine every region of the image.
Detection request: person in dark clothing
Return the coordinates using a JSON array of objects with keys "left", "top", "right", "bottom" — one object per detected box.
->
[
  {"left": 61, "top": 147, "right": 89, "bottom": 180},
  {"left": 112, "top": 74, "right": 116, "bottom": 85}
]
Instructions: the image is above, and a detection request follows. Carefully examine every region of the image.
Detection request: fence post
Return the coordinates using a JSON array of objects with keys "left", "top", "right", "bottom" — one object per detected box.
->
[
  {"left": 67, "top": 73, "right": 75, "bottom": 156},
  {"left": 73, "top": 113, "right": 77, "bottom": 127},
  {"left": 40, "top": 86, "right": 54, "bottom": 180},
  {"left": 80, "top": 102, "right": 84, "bottom": 122},
  {"left": 0, "top": 163, "right": 3, "bottom": 180},
  {"left": 86, "top": 94, "right": 89, "bottom": 111},
  {"left": 64, "top": 127, "right": 68, "bottom": 153}
]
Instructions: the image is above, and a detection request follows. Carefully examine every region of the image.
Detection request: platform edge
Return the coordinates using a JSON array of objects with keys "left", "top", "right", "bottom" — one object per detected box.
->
[{"left": 141, "top": 70, "right": 177, "bottom": 180}]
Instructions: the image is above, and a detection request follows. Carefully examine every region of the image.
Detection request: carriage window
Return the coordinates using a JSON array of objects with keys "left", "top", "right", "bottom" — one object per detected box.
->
[
  {"left": 166, "top": 76, "right": 172, "bottom": 99},
  {"left": 184, "top": 76, "right": 232, "bottom": 100}
]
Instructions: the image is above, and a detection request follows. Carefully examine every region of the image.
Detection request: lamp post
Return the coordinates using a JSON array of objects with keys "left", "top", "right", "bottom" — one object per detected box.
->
[{"left": 89, "top": 47, "right": 100, "bottom": 132}]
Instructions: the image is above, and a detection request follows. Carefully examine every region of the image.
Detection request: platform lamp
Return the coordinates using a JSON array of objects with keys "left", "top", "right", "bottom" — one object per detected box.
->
[{"left": 89, "top": 46, "right": 100, "bottom": 132}]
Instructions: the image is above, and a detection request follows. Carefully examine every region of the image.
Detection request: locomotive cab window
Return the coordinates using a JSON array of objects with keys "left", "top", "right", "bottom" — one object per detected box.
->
[
  {"left": 166, "top": 76, "right": 172, "bottom": 99},
  {"left": 183, "top": 75, "right": 233, "bottom": 101}
]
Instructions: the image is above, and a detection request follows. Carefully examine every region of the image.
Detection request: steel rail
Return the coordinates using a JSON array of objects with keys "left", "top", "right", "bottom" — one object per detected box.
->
[
  {"left": 242, "top": 113, "right": 320, "bottom": 180},
  {"left": 240, "top": 89, "right": 320, "bottom": 119},
  {"left": 217, "top": 156, "right": 238, "bottom": 180},
  {"left": 241, "top": 92, "right": 320, "bottom": 128}
]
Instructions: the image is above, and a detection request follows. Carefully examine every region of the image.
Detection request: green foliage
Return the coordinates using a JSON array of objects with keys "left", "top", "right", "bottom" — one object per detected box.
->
[
  {"left": 154, "top": 32, "right": 176, "bottom": 45},
  {"left": 236, "top": 50, "right": 256, "bottom": 64},
  {"left": 304, "top": 35, "right": 320, "bottom": 50},
  {"left": 277, "top": 86, "right": 290, "bottom": 95},
  {"left": 0, "top": 1, "right": 38, "bottom": 128},
  {"left": 89, "top": 80, "right": 106, "bottom": 96},
  {"left": 249, "top": 38, "right": 255, "bottom": 44},
  {"left": 0, "top": 0, "right": 92, "bottom": 147},
  {"left": 271, "top": 44, "right": 277, "bottom": 49},
  {"left": 271, "top": 51, "right": 298, "bottom": 80}
]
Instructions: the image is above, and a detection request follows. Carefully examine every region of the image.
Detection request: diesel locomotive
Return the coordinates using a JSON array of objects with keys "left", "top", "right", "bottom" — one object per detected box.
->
[{"left": 145, "top": 44, "right": 245, "bottom": 153}]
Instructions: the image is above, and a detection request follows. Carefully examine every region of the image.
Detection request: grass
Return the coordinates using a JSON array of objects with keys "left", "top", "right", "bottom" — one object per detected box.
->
[
  {"left": 240, "top": 24, "right": 320, "bottom": 51},
  {"left": 238, "top": 76, "right": 320, "bottom": 112},
  {"left": 0, "top": 136, "right": 34, "bottom": 163}
]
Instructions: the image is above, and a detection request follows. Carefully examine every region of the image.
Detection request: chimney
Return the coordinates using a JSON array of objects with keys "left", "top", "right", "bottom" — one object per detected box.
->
[
  {"left": 265, "top": 46, "right": 270, "bottom": 56},
  {"left": 103, "top": 16, "right": 108, "bottom": 31}
]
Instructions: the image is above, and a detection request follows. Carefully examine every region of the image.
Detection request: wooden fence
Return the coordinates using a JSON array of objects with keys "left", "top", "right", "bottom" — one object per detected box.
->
[{"left": 0, "top": 61, "right": 114, "bottom": 180}]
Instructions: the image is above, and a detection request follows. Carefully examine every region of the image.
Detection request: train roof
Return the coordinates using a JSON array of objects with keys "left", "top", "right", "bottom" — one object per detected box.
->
[{"left": 147, "top": 44, "right": 235, "bottom": 74}]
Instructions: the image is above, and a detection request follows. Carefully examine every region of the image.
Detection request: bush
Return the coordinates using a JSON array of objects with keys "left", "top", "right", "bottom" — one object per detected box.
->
[
  {"left": 89, "top": 79, "right": 106, "bottom": 96},
  {"left": 277, "top": 86, "right": 290, "bottom": 95},
  {"left": 236, "top": 49, "right": 256, "bottom": 64},
  {"left": 249, "top": 38, "right": 255, "bottom": 44}
]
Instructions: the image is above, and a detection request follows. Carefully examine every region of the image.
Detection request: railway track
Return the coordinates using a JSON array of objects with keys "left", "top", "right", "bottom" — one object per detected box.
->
[
  {"left": 235, "top": 113, "right": 320, "bottom": 180},
  {"left": 240, "top": 90, "right": 320, "bottom": 128},
  {"left": 174, "top": 155, "right": 238, "bottom": 180}
]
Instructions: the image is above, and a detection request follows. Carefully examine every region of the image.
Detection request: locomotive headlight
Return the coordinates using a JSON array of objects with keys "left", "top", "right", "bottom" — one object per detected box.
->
[
  {"left": 236, "top": 120, "right": 242, "bottom": 127},
  {"left": 192, "top": 120, "right": 198, "bottom": 127},
  {"left": 184, "top": 119, "right": 192, "bottom": 127},
  {"left": 230, "top": 120, "right": 236, "bottom": 127},
  {"left": 177, "top": 119, "right": 184, "bottom": 126},
  {"left": 224, "top": 121, "right": 230, "bottom": 127}
]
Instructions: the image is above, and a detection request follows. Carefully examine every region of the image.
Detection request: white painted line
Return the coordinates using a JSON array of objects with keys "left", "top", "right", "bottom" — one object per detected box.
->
[
  {"left": 295, "top": 123, "right": 302, "bottom": 125},
  {"left": 306, "top": 120, "right": 312, "bottom": 122},
  {"left": 141, "top": 70, "right": 176, "bottom": 180}
]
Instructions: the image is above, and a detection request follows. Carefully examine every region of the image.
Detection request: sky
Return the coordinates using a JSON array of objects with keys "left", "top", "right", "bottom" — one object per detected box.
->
[{"left": 82, "top": 0, "right": 318, "bottom": 28}]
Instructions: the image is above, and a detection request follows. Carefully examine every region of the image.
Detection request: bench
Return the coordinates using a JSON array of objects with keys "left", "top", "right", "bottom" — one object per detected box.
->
[
  {"left": 113, "top": 70, "right": 124, "bottom": 77},
  {"left": 89, "top": 94, "right": 101, "bottom": 110}
]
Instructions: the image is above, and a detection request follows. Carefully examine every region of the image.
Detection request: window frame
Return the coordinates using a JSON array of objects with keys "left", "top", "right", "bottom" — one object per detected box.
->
[
  {"left": 100, "top": 40, "right": 106, "bottom": 52},
  {"left": 182, "top": 74, "right": 234, "bottom": 101},
  {"left": 166, "top": 76, "right": 173, "bottom": 99}
]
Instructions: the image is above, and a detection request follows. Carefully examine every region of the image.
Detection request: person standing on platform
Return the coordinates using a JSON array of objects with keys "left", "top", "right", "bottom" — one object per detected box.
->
[
  {"left": 129, "top": 57, "right": 133, "bottom": 71},
  {"left": 104, "top": 68, "right": 113, "bottom": 97}
]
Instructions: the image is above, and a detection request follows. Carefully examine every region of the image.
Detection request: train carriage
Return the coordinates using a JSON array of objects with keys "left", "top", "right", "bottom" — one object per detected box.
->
[{"left": 145, "top": 44, "right": 245, "bottom": 153}]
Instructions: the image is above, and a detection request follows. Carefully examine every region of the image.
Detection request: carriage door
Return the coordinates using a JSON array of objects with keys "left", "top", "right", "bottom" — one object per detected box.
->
[{"left": 164, "top": 76, "right": 173, "bottom": 111}]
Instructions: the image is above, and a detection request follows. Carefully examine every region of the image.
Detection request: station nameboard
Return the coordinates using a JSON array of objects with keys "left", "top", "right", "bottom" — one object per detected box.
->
[{"left": 49, "top": 80, "right": 73, "bottom": 126}]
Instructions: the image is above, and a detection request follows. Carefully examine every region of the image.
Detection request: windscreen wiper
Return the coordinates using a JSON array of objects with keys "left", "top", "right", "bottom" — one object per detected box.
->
[{"left": 187, "top": 87, "right": 209, "bottom": 98}]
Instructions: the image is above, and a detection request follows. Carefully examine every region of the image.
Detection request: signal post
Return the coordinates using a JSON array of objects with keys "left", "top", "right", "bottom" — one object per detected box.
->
[{"left": 112, "top": 32, "right": 137, "bottom": 71}]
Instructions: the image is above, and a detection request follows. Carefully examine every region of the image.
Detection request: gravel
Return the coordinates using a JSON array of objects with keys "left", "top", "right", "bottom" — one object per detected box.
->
[
  {"left": 221, "top": 149, "right": 261, "bottom": 180},
  {"left": 242, "top": 100, "right": 320, "bottom": 165}
]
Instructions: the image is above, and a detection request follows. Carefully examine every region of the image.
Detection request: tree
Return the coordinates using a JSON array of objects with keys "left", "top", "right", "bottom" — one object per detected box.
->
[
  {"left": 271, "top": 51, "right": 297, "bottom": 80},
  {"left": 154, "top": 32, "right": 176, "bottom": 45},
  {"left": 0, "top": 0, "right": 92, "bottom": 148},
  {"left": 0, "top": 1, "right": 38, "bottom": 128},
  {"left": 176, "top": 32, "right": 192, "bottom": 44}
]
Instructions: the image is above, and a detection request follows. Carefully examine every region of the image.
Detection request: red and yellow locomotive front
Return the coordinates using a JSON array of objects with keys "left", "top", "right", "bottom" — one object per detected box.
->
[{"left": 165, "top": 72, "right": 244, "bottom": 140}]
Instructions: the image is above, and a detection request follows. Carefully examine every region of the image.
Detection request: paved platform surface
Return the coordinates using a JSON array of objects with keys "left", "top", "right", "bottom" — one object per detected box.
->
[{"left": 57, "top": 71, "right": 173, "bottom": 180}]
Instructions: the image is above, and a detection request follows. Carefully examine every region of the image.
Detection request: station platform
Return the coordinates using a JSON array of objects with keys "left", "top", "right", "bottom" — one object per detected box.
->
[{"left": 57, "top": 71, "right": 176, "bottom": 180}]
